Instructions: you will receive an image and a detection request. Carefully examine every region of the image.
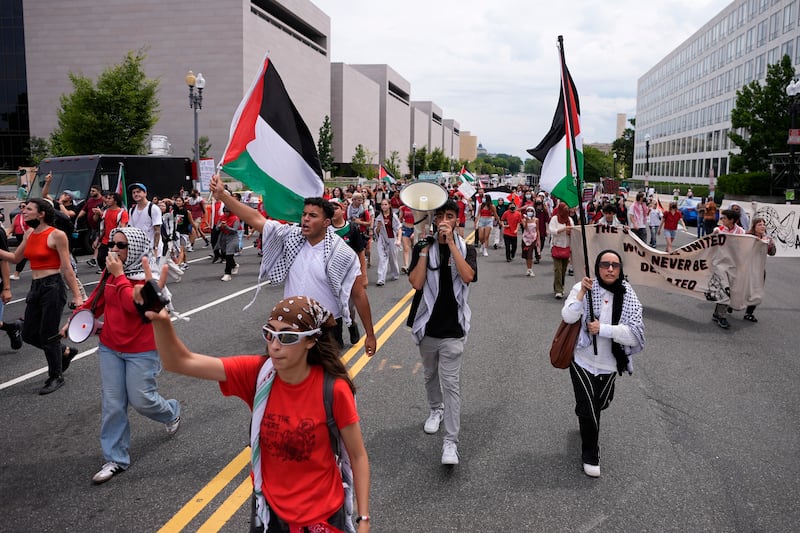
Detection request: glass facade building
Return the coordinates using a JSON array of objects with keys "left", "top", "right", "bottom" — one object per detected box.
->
[
  {"left": 0, "top": 0, "right": 28, "bottom": 170},
  {"left": 634, "top": 0, "right": 800, "bottom": 184}
]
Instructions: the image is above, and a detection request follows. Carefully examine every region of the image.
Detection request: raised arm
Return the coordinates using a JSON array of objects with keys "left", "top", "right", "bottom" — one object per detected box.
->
[{"left": 210, "top": 174, "right": 267, "bottom": 230}]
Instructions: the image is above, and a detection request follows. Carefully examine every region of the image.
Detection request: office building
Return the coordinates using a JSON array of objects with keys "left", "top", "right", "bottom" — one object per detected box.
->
[{"left": 634, "top": 0, "right": 800, "bottom": 184}]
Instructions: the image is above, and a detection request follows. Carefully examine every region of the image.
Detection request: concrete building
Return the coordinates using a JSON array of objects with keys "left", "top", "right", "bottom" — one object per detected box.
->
[
  {"left": 21, "top": 0, "right": 330, "bottom": 170},
  {"left": 442, "top": 119, "right": 460, "bottom": 160},
  {"left": 616, "top": 113, "right": 628, "bottom": 140},
  {"left": 634, "top": 0, "right": 800, "bottom": 185},
  {"left": 351, "top": 64, "right": 412, "bottom": 176},
  {"left": 411, "top": 101, "right": 444, "bottom": 155},
  {"left": 460, "top": 131, "right": 478, "bottom": 162},
  {"left": 330, "top": 63, "right": 380, "bottom": 168}
]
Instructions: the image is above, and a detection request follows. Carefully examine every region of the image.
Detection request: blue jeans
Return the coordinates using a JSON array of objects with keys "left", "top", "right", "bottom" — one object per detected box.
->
[{"left": 98, "top": 343, "right": 180, "bottom": 468}]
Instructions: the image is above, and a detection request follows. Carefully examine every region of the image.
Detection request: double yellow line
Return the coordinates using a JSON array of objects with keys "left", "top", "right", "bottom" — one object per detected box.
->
[{"left": 158, "top": 289, "right": 415, "bottom": 533}]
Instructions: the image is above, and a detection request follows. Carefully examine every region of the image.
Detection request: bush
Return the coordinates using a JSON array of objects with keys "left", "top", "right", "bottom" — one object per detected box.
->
[{"left": 717, "top": 172, "right": 771, "bottom": 195}]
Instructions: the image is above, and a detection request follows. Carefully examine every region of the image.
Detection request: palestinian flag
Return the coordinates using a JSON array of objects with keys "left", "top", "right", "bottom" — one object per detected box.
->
[
  {"left": 458, "top": 166, "right": 476, "bottom": 183},
  {"left": 379, "top": 165, "right": 396, "bottom": 184},
  {"left": 115, "top": 162, "right": 128, "bottom": 208},
  {"left": 527, "top": 64, "right": 582, "bottom": 208},
  {"left": 220, "top": 55, "right": 323, "bottom": 223}
]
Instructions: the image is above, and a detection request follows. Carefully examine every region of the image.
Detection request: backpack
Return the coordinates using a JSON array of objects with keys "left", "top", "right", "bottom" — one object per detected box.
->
[
  {"left": 250, "top": 370, "right": 356, "bottom": 533},
  {"left": 129, "top": 201, "right": 154, "bottom": 221}
]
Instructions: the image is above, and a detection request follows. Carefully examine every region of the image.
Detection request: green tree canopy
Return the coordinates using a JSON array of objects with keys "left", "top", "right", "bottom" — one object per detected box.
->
[
  {"left": 407, "top": 146, "right": 429, "bottom": 178},
  {"left": 317, "top": 115, "right": 334, "bottom": 173},
  {"left": 729, "top": 54, "right": 796, "bottom": 173},
  {"left": 523, "top": 158, "right": 542, "bottom": 175},
  {"left": 51, "top": 50, "right": 159, "bottom": 156},
  {"left": 612, "top": 117, "right": 635, "bottom": 180},
  {"left": 428, "top": 147, "right": 449, "bottom": 171},
  {"left": 582, "top": 145, "right": 612, "bottom": 182},
  {"left": 383, "top": 150, "right": 401, "bottom": 178}
]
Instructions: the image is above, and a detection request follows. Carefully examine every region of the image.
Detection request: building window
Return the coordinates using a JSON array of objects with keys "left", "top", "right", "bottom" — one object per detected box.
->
[
  {"left": 769, "top": 12, "right": 780, "bottom": 40},
  {"left": 782, "top": 39, "right": 794, "bottom": 63},
  {"left": 784, "top": 2, "right": 796, "bottom": 33},
  {"left": 767, "top": 46, "right": 780, "bottom": 65},
  {"left": 758, "top": 19, "right": 768, "bottom": 46}
]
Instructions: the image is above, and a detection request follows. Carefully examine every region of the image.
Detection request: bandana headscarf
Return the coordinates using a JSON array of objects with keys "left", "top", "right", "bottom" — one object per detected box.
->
[
  {"left": 268, "top": 295, "right": 337, "bottom": 332},
  {"left": 109, "top": 226, "right": 153, "bottom": 280}
]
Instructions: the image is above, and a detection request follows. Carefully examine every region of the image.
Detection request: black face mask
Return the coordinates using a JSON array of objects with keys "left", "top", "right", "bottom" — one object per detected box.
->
[{"left": 27, "top": 219, "right": 41, "bottom": 229}]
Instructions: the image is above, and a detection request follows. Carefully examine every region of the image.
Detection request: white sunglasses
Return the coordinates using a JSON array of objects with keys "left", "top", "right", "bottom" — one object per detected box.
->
[{"left": 261, "top": 326, "right": 320, "bottom": 345}]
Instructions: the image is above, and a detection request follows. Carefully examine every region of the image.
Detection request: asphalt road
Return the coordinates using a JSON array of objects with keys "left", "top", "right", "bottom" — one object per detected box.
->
[{"left": 0, "top": 228, "right": 798, "bottom": 532}]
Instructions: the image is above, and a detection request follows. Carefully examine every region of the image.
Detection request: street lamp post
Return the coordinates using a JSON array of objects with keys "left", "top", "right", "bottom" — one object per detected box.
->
[
  {"left": 612, "top": 152, "right": 617, "bottom": 180},
  {"left": 644, "top": 133, "right": 651, "bottom": 192},
  {"left": 185, "top": 70, "right": 206, "bottom": 189},
  {"left": 412, "top": 143, "right": 416, "bottom": 180},
  {"left": 786, "top": 80, "right": 800, "bottom": 203}
]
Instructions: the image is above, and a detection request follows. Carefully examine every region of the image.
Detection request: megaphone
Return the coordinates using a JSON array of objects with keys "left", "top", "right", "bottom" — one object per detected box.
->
[{"left": 399, "top": 181, "right": 448, "bottom": 213}]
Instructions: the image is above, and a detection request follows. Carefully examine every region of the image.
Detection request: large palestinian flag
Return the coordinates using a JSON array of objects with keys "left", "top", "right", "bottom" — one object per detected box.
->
[
  {"left": 458, "top": 165, "right": 476, "bottom": 183},
  {"left": 528, "top": 62, "right": 582, "bottom": 208},
  {"left": 379, "top": 164, "right": 396, "bottom": 184},
  {"left": 220, "top": 56, "right": 323, "bottom": 223}
]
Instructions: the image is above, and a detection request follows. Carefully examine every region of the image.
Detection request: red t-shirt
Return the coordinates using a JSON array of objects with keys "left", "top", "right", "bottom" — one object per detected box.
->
[
  {"left": 101, "top": 207, "right": 129, "bottom": 244},
  {"left": 82, "top": 196, "right": 105, "bottom": 230},
  {"left": 219, "top": 359, "right": 359, "bottom": 526},
  {"left": 456, "top": 199, "right": 467, "bottom": 224},
  {"left": 400, "top": 205, "right": 415, "bottom": 225},
  {"left": 75, "top": 274, "right": 154, "bottom": 352},
  {"left": 501, "top": 210, "right": 523, "bottom": 236},
  {"left": 662, "top": 210, "right": 683, "bottom": 230}
]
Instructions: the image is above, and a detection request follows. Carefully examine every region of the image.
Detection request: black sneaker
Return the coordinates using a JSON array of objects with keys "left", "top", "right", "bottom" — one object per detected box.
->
[
  {"left": 62, "top": 346, "right": 79, "bottom": 372},
  {"left": 713, "top": 315, "right": 730, "bottom": 329},
  {"left": 8, "top": 320, "right": 22, "bottom": 350},
  {"left": 743, "top": 314, "right": 758, "bottom": 322},
  {"left": 39, "top": 376, "right": 65, "bottom": 395},
  {"left": 348, "top": 324, "right": 360, "bottom": 345},
  {"left": 86, "top": 258, "right": 97, "bottom": 267}
]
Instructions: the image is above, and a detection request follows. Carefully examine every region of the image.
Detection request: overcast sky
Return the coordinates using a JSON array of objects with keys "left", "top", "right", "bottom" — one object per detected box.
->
[{"left": 312, "top": 0, "right": 732, "bottom": 160}]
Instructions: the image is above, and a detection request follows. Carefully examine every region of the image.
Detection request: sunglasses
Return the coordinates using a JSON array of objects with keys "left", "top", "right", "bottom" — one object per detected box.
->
[
  {"left": 109, "top": 241, "right": 129, "bottom": 249},
  {"left": 261, "top": 326, "right": 320, "bottom": 345},
  {"left": 599, "top": 261, "right": 621, "bottom": 270}
]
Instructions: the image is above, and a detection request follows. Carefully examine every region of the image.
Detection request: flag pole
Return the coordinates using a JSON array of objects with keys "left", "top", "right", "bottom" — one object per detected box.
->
[{"left": 558, "top": 35, "right": 597, "bottom": 353}]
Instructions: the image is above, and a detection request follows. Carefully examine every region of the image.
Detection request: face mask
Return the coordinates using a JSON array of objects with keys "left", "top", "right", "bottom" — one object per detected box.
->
[
  {"left": 525, "top": 194, "right": 532, "bottom": 199},
  {"left": 27, "top": 219, "right": 41, "bottom": 229}
]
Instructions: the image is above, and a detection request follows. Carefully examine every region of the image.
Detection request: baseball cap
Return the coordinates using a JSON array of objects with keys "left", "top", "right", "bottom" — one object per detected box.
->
[{"left": 129, "top": 182, "right": 147, "bottom": 193}]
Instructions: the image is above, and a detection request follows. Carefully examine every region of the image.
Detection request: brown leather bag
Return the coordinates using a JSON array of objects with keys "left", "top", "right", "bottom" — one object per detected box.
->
[{"left": 549, "top": 319, "right": 581, "bottom": 369}]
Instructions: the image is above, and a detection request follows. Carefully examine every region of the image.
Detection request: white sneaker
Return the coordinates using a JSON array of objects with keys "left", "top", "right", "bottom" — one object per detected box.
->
[
  {"left": 555, "top": 292, "right": 563, "bottom": 299},
  {"left": 186, "top": 245, "right": 193, "bottom": 252},
  {"left": 526, "top": 269, "right": 531, "bottom": 276},
  {"left": 441, "top": 440, "right": 459, "bottom": 465},
  {"left": 231, "top": 264, "right": 239, "bottom": 275},
  {"left": 221, "top": 274, "right": 232, "bottom": 282},
  {"left": 92, "top": 461, "right": 124, "bottom": 484},
  {"left": 583, "top": 463, "right": 600, "bottom": 477},
  {"left": 9, "top": 272, "right": 19, "bottom": 280},
  {"left": 423, "top": 409, "right": 444, "bottom": 434},
  {"left": 165, "top": 416, "right": 181, "bottom": 435},
  {"left": 482, "top": 247, "right": 488, "bottom": 257}
]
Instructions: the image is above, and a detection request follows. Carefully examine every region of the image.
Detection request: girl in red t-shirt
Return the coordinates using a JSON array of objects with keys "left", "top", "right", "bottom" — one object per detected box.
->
[{"left": 147, "top": 293, "right": 371, "bottom": 532}]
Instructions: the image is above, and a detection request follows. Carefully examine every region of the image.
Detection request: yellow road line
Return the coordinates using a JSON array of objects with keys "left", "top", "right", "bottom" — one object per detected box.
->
[
  {"left": 157, "top": 447, "right": 251, "bottom": 533},
  {"left": 161, "top": 289, "right": 415, "bottom": 532},
  {"left": 195, "top": 478, "right": 254, "bottom": 533},
  {"left": 340, "top": 289, "right": 414, "bottom": 364}
]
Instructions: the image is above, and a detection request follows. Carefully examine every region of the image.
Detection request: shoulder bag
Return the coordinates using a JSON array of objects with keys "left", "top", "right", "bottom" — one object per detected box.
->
[{"left": 549, "top": 319, "right": 581, "bottom": 369}]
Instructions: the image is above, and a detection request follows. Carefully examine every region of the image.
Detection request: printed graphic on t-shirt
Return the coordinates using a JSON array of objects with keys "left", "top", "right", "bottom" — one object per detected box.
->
[{"left": 263, "top": 414, "right": 316, "bottom": 462}]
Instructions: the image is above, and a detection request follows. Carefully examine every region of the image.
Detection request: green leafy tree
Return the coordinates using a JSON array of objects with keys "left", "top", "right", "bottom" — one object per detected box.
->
[
  {"left": 611, "top": 118, "right": 635, "bottom": 180},
  {"left": 26, "top": 136, "right": 51, "bottom": 167},
  {"left": 429, "top": 147, "right": 449, "bottom": 171},
  {"left": 407, "top": 146, "right": 429, "bottom": 178},
  {"left": 191, "top": 135, "right": 212, "bottom": 159},
  {"left": 352, "top": 144, "right": 368, "bottom": 177},
  {"left": 50, "top": 50, "right": 159, "bottom": 156},
  {"left": 523, "top": 158, "right": 542, "bottom": 175},
  {"left": 583, "top": 145, "right": 612, "bottom": 181},
  {"left": 317, "top": 115, "right": 334, "bottom": 173},
  {"left": 383, "top": 150, "right": 401, "bottom": 178},
  {"left": 729, "top": 55, "right": 796, "bottom": 173}
]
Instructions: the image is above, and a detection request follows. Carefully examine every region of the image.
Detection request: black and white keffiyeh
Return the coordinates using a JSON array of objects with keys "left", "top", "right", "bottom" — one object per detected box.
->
[{"left": 109, "top": 226, "right": 154, "bottom": 280}]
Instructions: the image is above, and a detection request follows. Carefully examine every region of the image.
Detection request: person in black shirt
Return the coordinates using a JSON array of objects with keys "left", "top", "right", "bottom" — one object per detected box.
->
[{"left": 408, "top": 199, "right": 477, "bottom": 466}]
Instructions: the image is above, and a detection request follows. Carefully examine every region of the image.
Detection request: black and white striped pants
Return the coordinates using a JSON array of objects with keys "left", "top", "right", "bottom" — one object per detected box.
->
[{"left": 569, "top": 361, "right": 617, "bottom": 465}]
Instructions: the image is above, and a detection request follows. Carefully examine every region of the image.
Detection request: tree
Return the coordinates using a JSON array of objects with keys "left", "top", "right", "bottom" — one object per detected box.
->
[
  {"left": 351, "top": 144, "right": 368, "bottom": 177},
  {"left": 191, "top": 135, "right": 212, "bottom": 159},
  {"left": 612, "top": 117, "right": 635, "bottom": 180},
  {"left": 26, "top": 136, "right": 51, "bottom": 167},
  {"left": 582, "top": 145, "right": 612, "bottom": 182},
  {"left": 729, "top": 54, "right": 796, "bottom": 173},
  {"left": 407, "top": 146, "right": 429, "bottom": 178},
  {"left": 383, "top": 150, "right": 401, "bottom": 179},
  {"left": 317, "top": 115, "right": 334, "bottom": 173},
  {"left": 50, "top": 49, "right": 159, "bottom": 156},
  {"left": 428, "top": 147, "right": 449, "bottom": 171},
  {"left": 523, "top": 158, "right": 542, "bottom": 175}
]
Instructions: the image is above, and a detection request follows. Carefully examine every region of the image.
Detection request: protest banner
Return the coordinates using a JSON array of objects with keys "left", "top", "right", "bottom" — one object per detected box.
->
[{"left": 570, "top": 225, "right": 768, "bottom": 310}]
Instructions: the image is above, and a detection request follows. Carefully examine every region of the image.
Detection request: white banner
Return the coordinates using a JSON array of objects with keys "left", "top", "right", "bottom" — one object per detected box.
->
[
  {"left": 570, "top": 225, "right": 768, "bottom": 310},
  {"left": 718, "top": 200, "right": 799, "bottom": 257},
  {"left": 198, "top": 158, "right": 216, "bottom": 192}
]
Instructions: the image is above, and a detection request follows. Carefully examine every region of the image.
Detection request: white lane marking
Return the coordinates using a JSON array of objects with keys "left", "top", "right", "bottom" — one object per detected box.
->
[{"left": 0, "top": 280, "right": 270, "bottom": 391}]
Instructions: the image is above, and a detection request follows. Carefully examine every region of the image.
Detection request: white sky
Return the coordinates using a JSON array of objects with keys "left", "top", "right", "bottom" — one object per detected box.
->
[{"left": 312, "top": 0, "right": 733, "bottom": 160}]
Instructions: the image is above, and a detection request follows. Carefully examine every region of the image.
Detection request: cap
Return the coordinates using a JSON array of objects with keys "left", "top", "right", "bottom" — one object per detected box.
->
[{"left": 129, "top": 182, "right": 147, "bottom": 193}]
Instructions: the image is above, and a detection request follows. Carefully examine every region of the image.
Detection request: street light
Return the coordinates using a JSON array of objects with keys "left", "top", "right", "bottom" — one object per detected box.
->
[
  {"left": 412, "top": 143, "right": 416, "bottom": 179},
  {"left": 186, "top": 70, "right": 206, "bottom": 188},
  {"left": 612, "top": 152, "right": 617, "bottom": 180},
  {"left": 644, "top": 133, "right": 651, "bottom": 191},
  {"left": 786, "top": 79, "right": 800, "bottom": 203}
]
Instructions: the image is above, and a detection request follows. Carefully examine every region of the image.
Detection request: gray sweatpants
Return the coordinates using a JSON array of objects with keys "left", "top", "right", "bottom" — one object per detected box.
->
[{"left": 419, "top": 336, "right": 465, "bottom": 444}]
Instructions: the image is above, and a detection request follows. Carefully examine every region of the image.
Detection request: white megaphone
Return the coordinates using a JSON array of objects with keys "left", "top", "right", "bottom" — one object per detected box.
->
[
  {"left": 67, "top": 309, "right": 103, "bottom": 343},
  {"left": 399, "top": 181, "right": 449, "bottom": 238}
]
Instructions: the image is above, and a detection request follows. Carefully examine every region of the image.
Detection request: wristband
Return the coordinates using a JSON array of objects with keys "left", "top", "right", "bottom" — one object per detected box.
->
[
  {"left": 418, "top": 253, "right": 427, "bottom": 257},
  {"left": 355, "top": 515, "right": 370, "bottom": 524}
]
